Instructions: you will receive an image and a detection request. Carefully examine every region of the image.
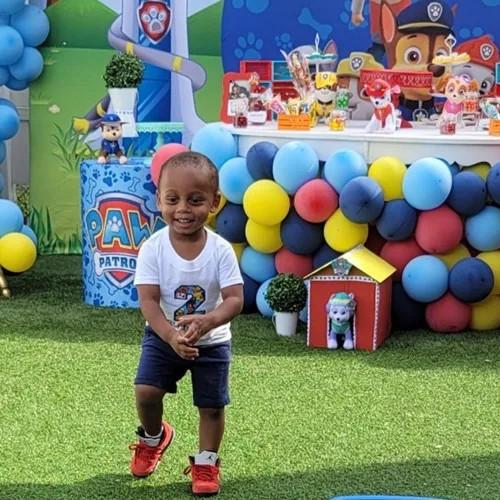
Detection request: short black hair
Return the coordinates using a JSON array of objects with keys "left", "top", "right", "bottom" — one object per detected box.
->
[{"left": 158, "top": 151, "right": 219, "bottom": 191}]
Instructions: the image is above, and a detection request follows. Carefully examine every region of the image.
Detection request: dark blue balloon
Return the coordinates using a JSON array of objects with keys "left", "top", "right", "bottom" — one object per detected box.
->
[
  {"left": 0, "top": 66, "right": 8, "bottom": 86},
  {"left": 487, "top": 162, "right": 500, "bottom": 205},
  {"left": 6, "top": 76, "right": 28, "bottom": 91},
  {"left": 392, "top": 282, "right": 426, "bottom": 330},
  {"left": 313, "top": 243, "right": 340, "bottom": 270},
  {"left": 339, "top": 176, "right": 384, "bottom": 223},
  {"left": 376, "top": 199, "right": 417, "bottom": 241},
  {"left": 449, "top": 257, "right": 494, "bottom": 303},
  {"left": 246, "top": 141, "right": 278, "bottom": 180},
  {"left": 242, "top": 272, "right": 259, "bottom": 313},
  {"left": 281, "top": 209, "right": 323, "bottom": 255},
  {"left": 447, "top": 171, "right": 487, "bottom": 216},
  {"left": 215, "top": 202, "right": 247, "bottom": 243}
]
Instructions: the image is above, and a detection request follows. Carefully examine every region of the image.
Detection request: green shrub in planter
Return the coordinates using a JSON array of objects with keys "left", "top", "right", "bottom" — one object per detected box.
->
[
  {"left": 265, "top": 273, "right": 307, "bottom": 313},
  {"left": 103, "top": 53, "right": 144, "bottom": 88}
]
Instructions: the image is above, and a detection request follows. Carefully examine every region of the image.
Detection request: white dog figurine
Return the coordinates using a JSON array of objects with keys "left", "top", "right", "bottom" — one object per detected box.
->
[
  {"left": 364, "top": 79, "right": 400, "bottom": 134},
  {"left": 325, "top": 292, "right": 356, "bottom": 350}
]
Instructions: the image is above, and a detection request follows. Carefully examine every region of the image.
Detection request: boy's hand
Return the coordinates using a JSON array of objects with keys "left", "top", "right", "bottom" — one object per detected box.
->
[
  {"left": 351, "top": 12, "right": 364, "bottom": 25},
  {"left": 177, "top": 314, "right": 214, "bottom": 345},
  {"left": 169, "top": 333, "right": 199, "bottom": 360}
]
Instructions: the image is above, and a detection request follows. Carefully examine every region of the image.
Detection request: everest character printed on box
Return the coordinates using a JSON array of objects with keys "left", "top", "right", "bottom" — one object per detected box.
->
[{"left": 326, "top": 292, "right": 356, "bottom": 350}]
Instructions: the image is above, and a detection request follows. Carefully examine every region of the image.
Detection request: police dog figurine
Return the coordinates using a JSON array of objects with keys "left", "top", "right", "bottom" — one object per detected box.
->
[{"left": 98, "top": 113, "right": 128, "bottom": 165}]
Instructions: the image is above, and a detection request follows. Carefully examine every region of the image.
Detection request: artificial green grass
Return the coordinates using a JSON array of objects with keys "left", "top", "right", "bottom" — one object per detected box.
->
[{"left": 0, "top": 257, "right": 499, "bottom": 500}]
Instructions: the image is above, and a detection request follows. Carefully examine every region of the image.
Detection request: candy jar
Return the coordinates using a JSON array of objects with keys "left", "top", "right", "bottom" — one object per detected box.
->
[
  {"left": 440, "top": 114, "right": 457, "bottom": 135},
  {"left": 248, "top": 94, "right": 267, "bottom": 125},
  {"left": 329, "top": 109, "right": 347, "bottom": 131}
]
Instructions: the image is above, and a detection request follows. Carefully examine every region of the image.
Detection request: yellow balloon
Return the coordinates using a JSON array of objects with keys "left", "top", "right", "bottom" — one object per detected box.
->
[
  {"left": 0, "top": 232, "right": 37, "bottom": 273},
  {"left": 245, "top": 220, "right": 282, "bottom": 254},
  {"left": 464, "top": 162, "right": 490, "bottom": 180},
  {"left": 471, "top": 295, "right": 500, "bottom": 330},
  {"left": 231, "top": 242, "right": 246, "bottom": 261},
  {"left": 243, "top": 180, "right": 290, "bottom": 226},
  {"left": 324, "top": 210, "right": 368, "bottom": 253},
  {"left": 478, "top": 251, "right": 500, "bottom": 295},
  {"left": 368, "top": 156, "right": 406, "bottom": 201},
  {"left": 435, "top": 244, "right": 471, "bottom": 269}
]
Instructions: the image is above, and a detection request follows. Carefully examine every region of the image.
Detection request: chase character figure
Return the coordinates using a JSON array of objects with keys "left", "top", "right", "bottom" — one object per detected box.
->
[{"left": 98, "top": 113, "right": 128, "bottom": 165}]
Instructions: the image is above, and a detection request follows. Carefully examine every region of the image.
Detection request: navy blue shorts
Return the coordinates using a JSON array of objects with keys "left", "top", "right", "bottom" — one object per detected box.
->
[{"left": 135, "top": 327, "right": 231, "bottom": 408}]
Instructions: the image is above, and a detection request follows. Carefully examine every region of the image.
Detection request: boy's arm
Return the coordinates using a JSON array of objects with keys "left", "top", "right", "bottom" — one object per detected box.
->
[{"left": 351, "top": 0, "right": 365, "bottom": 24}]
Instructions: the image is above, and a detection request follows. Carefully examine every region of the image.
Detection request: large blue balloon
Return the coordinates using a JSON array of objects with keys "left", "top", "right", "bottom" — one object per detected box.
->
[
  {"left": 6, "top": 76, "right": 29, "bottom": 91},
  {"left": 0, "top": 15, "right": 10, "bottom": 25},
  {"left": 376, "top": 199, "right": 417, "bottom": 241},
  {"left": 256, "top": 278, "right": 274, "bottom": 318},
  {"left": 273, "top": 141, "right": 319, "bottom": 194},
  {"left": 392, "top": 282, "right": 426, "bottom": 330},
  {"left": 9, "top": 47, "right": 44, "bottom": 82},
  {"left": 487, "top": 162, "right": 500, "bottom": 204},
  {"left": 0, "top": 199, "right": 24, "bottom": 237},
  {"left": 21, "top": 225, "right": 37, "bottom": 246},
  {"left": 465, "top": 206, "right": 500, "bottom": 251},
  {"left": 402, "top": 255, "right": 449, "bottom": 303},
  {"left": 447, "top": 171, "right": 486, "bottom": 216},
  {"left": 0, "top": 26, "right": 24, "bottom": 66},
  {"left": 215, "top": 202, "right": 247, "bottom": 243},
  {"left": 0, "top": 98, "right": 17, "bottom": 111},
  {"left": 0, "top": 104, "right": 20, "bottom": 141},
  {"left": 0, "top": 141, "right": 5, "bottom": 164},
  {"left": 219, "top": 157, "right": 253, "bottom": 204},
  {"left": 10, "top": 5, "right": 50, "bottom": 47},
  {"left": 323, "top": 149, "right": 367, "bottom": 192},
  {"left": 403, "top": 157, "right": 452, "bottom": 210},
  {"left": 242, "top": 272, "right": 259, "bottom": 313},
  {"left": 313, "top": 243, "right": 340, "bottom": 270},
  {"left": 449, "top": 258, "right": 494, "bottom": 303},
  {"left": 0, "top": 0, "right": 24, "bottom": 16},
  {"left": 240, "top": 246, "right": 276, "bottom": 283},
  {"left": 0, "top": 66, "right": 9, "bottom": 86},
  {"left": 246, "top": 141, "right": 278, "bottom": 180},
  {"left": 281, "top": 209, "right": 323, "bottom": 255},
  {"left": 339, "top": 177, "right": 384, "bottom": 223},
  {"left": 191, "top": 124, "right": 237, "bottom": 168}
]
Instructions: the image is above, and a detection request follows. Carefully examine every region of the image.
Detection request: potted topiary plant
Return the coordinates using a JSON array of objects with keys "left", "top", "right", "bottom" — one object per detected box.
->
[
  {"left": 265, "top": 273, "right": 307, "bottom": 336},
  {"left": 103, "top": 52, "right": 145, "bottom": 138}
]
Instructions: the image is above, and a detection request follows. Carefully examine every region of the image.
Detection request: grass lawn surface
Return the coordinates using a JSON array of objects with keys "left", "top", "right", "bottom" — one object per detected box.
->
[{"left": 0, "top": 257, "right": 499, "bottom": 500}]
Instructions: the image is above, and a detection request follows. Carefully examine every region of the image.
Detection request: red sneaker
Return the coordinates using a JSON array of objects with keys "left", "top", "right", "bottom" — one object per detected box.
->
[
  {"left": 129, "top": 421, "right": 175, "bottom": 478},
  {"left": 184, "top": 456, "right": 221, "bottom": 496}
]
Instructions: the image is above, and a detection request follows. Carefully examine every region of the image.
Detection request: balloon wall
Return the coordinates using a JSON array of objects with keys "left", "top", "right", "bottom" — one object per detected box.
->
[{"left": 190, "top": 124, "right": 500, "bottom": 332}]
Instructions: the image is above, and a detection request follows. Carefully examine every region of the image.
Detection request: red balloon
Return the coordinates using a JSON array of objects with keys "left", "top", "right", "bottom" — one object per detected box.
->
[
  {"left": 151, "top": 143, "right": 189, "bottom": 187},
  {"left": 425, "top": 293, "right": 471, "bottom": 333},
  {"left": 415, "top": 205, "right": 463, "bottom": 254},
  {"left": 380, "top": 238, "right": 425, "bottom": 281},
  {"left": 294, "top": 179, "right": 338, "bottom": 223},
  {"left": 275, "top": 248, "right": 313, "bottom": 277}
]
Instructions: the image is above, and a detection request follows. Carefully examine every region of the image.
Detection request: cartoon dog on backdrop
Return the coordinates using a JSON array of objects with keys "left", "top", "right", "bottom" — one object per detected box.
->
[
  {"left": 453, "top": 35, "right": 500, "bottom": 97},
  {"left": 380, "top": 0, "right": 457, "bottom": 121},
  {"left": 325, "top": 292, "right": 356, "bottom": 350},
  {"left": 365, "top": 79, "right": 401, "bottom": 133}
]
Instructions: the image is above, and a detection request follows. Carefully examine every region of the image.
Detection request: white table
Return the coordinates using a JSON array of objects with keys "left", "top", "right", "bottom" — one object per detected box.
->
[{"left": 223, "top": 122, "right": 500, "bottom": 165}]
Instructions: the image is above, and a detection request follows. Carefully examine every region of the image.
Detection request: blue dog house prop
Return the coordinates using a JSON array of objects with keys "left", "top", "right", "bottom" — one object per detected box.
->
[{"left": 80, "top": 159, "right": 164, "bottom": 308}]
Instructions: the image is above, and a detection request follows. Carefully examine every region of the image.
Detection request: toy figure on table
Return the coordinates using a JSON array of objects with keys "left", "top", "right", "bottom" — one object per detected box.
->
[
  {"left": 312, "top": 72, "right": 337, "bottom": 125},
  {"left": 97, "top": 113, "right": 128, "bottom": 164},
  {"left": 281, "top": 49, "right": 313, "bottom": 99},
  {"left": 325, "top": 292, "right": 356, "bottom": 350},
  {"left": 364, "top": 79, "right": 401, "bottom": 133}
]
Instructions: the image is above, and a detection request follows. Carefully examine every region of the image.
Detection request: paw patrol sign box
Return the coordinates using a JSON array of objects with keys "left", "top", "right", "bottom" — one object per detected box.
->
[{"left": 305, "top": 245, "right": 396, "bottom": 352}]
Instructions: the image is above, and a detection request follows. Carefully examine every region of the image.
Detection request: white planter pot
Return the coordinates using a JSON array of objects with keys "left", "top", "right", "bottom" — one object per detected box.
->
[
  {"left": 272, "top": 312, "right": 298, "bottom": 337},
  {"left": 108, "top": 88, "right": 138, "bottom": 138}
]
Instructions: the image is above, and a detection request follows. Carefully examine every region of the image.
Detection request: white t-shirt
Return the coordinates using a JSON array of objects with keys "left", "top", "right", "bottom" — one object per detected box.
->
[{"left": 134, "top": 227, "right": 243, "bottom": 346}]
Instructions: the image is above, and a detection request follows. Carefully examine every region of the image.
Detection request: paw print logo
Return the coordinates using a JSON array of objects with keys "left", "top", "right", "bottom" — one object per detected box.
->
[
  {"left": 234, "top": 32, "right": 264, "bottom": 60},
  {"left": 103, "top": 171, "right": 117, "bottom": 187},
  {"left": 427, "top": 2, "right": 443, "bottom": 22},
  {"left": 231, "top": 0, "right": 269, "bottom": 14},
  {"left": 480, "top": 43, "right": 494, "bottom": 61},
  {"left": 107, "top": 216, "right": 122, "bottom": 233},
  {"left": 93, "top": 293, "right": 104, "bottom": 306},
  {"left": 120, "top": 171, "right": 132, "bottom": 183},
  {"left": 350, "top": 56, "right": 363, "bottom": 72},
  {"left": 275, "top": 33, "right": 293, "bottom": 51},
  {"left": 92, "top": 169, "right": 101, "bottom": 180}
]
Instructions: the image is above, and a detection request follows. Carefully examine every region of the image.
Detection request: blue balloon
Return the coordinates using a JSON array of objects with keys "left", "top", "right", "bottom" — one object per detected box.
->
[
  {"left": 0, "top": 199, "right": 24, "bottom": 237},
  {"left": 6, "top": 76, "right": 29, "bottom": 91},
  {"left": 21, "top": 224, "right": 37, "bottom": 246},
  {"left": 465, "top": 206, "right": 500, "bottom": 251},
  {"left": 0, "top": 104, "right": 20, "bottom": 141},
  {"left": 273, "top": 141, "right": 319, "bottom": 194},
  {"left": 376, "top": 199, "right": 417, "bottom": 241},
  {"left": 10, "top": 5, "right": 50, "bottom": 47},
  {"left": 0, "top": 15, "right": 10, "bottom": 25},
  {"left": 339, "top": 177, "right": 384, "bottom": 223},
  {"left": 403, "top": 157, "right": 452, "bottom": 210},
  {"left": 219, "top": 157, "right": 253, "bottom": 204},
  {"left": 242, "top": 272, "right": 259, "bottom": 313},
  {"left": 402, "top": 255, "right": 449, "bottom": 303},
  {"left": 0, "top": 66, "right": 9, "bottom": 85},
  {"left": 447, "top": 171, "right": 486, "bottom": 216},
  {"left": 0, "top": 98, "right": 17, "bottom": 111},
  {"left": 487, "top": 162, "right": 500, "bottom": 204},
  {"left": 324, "top": 149, "right": 367, "bottom": 192},
  {"left": 191, "top": 124, "right": 237, "bottom": 168},
  {"left": 449, "top": 257, "right": 494, "bottom": 303},
  {"left": 313, "top": 243, "right": 340, "bottom": 269},
  {"left": 9, "top": 47, "right": 43, "bottom": 82},
  {"left": 246, "top": 141, "right": 278, "bottom": 180},
  {"left": 0, "top": 26, "right": 24, "bottom": 66},
  {"left": 0, "top": 0, "right": 24, "bottom": 16},
  {"left": 392, "top": 282, "right": 425, "bottom": 330},
  {"left": 299, "top": 304, "right": 308, "bottom": 323},
  {"left": 240, "top": 246, "right": 276, "bottom": 283},
  {"left": 0, "top": 141, "right": 5, "bottom": 164},
  {"left": 256, "top": 278, "right": 274, "bottom": 318},
  {"left": 215, "top": 202, "right": 247, "bottom": 243},
  {"left": 281, "top": 209, "right": 323, "bottom": 255}
]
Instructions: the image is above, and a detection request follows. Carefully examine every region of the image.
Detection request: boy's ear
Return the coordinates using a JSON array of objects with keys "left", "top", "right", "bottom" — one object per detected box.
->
[{"left": 210, "top": 191, "right": 222, "bottom": 213}]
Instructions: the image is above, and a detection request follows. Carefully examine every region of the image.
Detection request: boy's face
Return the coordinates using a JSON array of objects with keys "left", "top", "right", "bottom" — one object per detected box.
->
[{"left": 156, "top": 165, "right": 219, "bottom": 238}]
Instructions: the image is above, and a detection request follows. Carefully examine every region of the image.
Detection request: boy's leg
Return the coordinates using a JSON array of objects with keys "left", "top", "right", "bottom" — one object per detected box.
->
[
  {"left": 135, "top": 384, "right": 165, "bottom": 436},
  {"left": 198, "top": 407, "right": 225, "bottom": 453}
]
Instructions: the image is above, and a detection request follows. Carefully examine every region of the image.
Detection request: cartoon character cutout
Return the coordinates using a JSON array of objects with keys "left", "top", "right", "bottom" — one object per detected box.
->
[{"left": 325, "top": 292, "right": 356, "bottom": 350}]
